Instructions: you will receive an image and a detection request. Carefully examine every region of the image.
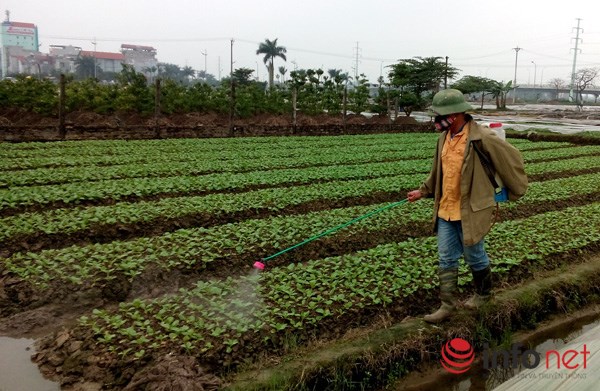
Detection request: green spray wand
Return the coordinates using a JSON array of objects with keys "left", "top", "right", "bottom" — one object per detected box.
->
[{"left": 253, "top": 198, "right": 409, "bottom": 270}]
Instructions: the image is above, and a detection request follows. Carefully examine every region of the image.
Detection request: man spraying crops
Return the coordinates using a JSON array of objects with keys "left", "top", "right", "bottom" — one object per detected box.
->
[{"left": 407, "top": 89, "right": 528, "bottom": 323}]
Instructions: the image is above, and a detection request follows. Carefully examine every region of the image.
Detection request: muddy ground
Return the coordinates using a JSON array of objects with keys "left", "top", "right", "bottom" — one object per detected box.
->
[
  {"left": 0, "top": 109, "right": 429, "bottom": 142},
  {"left": 2, "top": 105, "right": 599, "bottom": 142}
]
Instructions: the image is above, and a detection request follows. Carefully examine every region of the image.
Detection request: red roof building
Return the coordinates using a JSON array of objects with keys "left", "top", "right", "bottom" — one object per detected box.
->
[
  {"left": 79, "top": 51, "right": 125, "bottom": 61},
  {"left": 79, "top": 50, "right": 125, "bottom": 73}
]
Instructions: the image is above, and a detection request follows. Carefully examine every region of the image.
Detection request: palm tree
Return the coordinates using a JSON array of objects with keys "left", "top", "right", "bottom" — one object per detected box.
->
[
  {"left": 142, "top": 66, "right": 158, "bottom": 83},
  {"left": 490, "top": 80, "right": 512, "bottom": 109},
  {"left": 157, "top": 63, "right": 182, "bottom": 81},
  {"left": 316, "top": 68, "right": 324, "bottom": 83},
  {"left": 328, "top": 69, "right": 350, "bottom": 86},
  {"left": 278, "top": 66, "right": 287, "bottom": 83},
  {"left": 256, "top": 38, "right": 287, "bottom": 89},
  {"left": 181, "top": 66, "right": 196, "bottom": 85},
  {"left": 75, "top": 55, "right": 98, "bottom": 79}
]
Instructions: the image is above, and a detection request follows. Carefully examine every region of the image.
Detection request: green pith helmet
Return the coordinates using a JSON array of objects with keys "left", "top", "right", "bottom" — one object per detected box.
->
[{"left": 430, "top": 89, "right": 473, "bottom": 116}]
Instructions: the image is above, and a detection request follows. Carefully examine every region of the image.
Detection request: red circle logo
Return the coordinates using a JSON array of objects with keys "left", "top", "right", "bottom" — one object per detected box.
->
[{"left": 440, "top": 338, "right": 474, "bottom": 374}]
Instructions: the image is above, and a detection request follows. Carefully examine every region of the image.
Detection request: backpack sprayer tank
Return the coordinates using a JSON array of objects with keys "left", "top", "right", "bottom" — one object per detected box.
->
[{"left": 479, "top": 122, "right": 508, "bottom": 202}]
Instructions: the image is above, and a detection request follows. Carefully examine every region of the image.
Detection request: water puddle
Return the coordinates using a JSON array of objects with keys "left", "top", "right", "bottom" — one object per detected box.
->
[
  {"left": 389, "top": 311, "right": 600, "bottom": 391},
  {"left": 0, "top": 336, "right": 60, "bottom": 391}
]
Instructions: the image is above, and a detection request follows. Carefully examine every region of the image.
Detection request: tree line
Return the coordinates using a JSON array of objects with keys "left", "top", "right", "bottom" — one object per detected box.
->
[
  {"left": 8, "top": 36, "right": 597, "bottom": 119},
  {"left": 9, "top": 36, "right": 574, "bottom": 119}
]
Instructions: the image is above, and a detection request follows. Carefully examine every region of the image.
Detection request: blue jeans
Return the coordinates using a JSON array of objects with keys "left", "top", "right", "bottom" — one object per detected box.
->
[{"left": 437, "top": 218, "right": 490, "bottom": 272}]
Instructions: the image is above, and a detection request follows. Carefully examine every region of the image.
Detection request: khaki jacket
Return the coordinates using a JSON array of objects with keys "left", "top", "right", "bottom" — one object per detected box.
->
[{"left": 419, "top": 120, "right": 528, "bottom": 245}]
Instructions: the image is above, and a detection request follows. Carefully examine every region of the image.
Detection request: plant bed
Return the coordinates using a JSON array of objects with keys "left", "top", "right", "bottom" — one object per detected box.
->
[
  {"left": 0, "top": 133, "right": 598, "bottom": 390},
  {"left": 225, "top": 253, "right": 600, "bottom": 391},
  {"left": 29, "top": 203, "right": 600, "bottom": 389}
]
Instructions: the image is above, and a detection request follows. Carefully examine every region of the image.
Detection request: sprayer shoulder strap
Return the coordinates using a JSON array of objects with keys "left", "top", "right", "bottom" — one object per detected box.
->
[{"left": 472, "top": 140, "right": 499, "bottom": 189}]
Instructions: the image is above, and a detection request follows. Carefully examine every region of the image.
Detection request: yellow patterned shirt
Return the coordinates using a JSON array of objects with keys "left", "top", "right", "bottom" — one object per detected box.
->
[{"left": 438, "top": 123, "right": 470, "bottom": 221}]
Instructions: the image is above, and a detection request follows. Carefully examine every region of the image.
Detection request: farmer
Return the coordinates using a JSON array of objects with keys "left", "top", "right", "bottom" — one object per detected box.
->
[{"left": 407, "top": 89, "right": 528, "bottom": 323}]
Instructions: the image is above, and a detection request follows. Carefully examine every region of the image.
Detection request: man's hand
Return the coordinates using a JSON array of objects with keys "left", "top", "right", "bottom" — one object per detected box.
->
[{"left": 407, "top": 190, "right": 423, "bottom": 202}]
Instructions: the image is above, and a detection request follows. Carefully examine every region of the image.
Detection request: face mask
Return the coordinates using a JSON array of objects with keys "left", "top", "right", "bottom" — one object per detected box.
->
[{"left": 434, "top": 115, "right": 455, "bottom": 131}]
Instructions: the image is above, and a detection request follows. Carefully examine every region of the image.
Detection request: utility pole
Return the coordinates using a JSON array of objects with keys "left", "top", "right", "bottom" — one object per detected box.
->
[
  {"left": 229, "top": 39, "right": 234, "bottom": 136},
  {"left": 353, "top": 41, "right": 361, "bottom": 82},
  {"left": 200, "top": 49, "right": 207, "bottom": 81},
  {"left": 531, "top": 61, "right": 536, "bottom": 88},
  {"left": 92, "top": 37, "right": 97, "bottom": 79},
  {"left": 569, "top": 18, "right": 583, "bottom": 102},
  {"left": 512, "top": 46, "right": 521, "bottom": 104},
  {"left": 444, "top": 56, "right": 449, "bottom": 89},
  {"left": 58, "top": 74, "right": 66, "bottom": 139},
  {"left": 218, "top": 56, "right": 221, "bottom": 80}
]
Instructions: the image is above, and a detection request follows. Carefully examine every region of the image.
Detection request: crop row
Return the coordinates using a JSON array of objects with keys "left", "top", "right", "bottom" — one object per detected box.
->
[
  {"left": 518, "top": 145, "right": 600, "bottom": 161},
  {"left": 0, "top": 133, "right": 439, "bottom": 158},
  {"left": 3, "top": 151, "right": 598, "bottom": 213},
  {"left": 2, "top": 201, "right": 434, "bottom": 288},
  {"left": 505, "top": 172, "right": 600, "bottom": 205},
  {"left": 521, "top": 155, "right": 600, "bottom": 176},
  {"left": 507, "top": 141, "right": 573, "bottom": 151},
  {"left": 2, "top": 158, "right": 598, "bottom": 245},
  {"left": 78, "top": 203, "right": 600, "bottom": 366},
  {"left": 3, "top": 142, "right": 597, "bottom": 189},
  {"left": 0, "top": 161, "right": 432, "bottom": 211},
  {"left": 0, "top": 141, "right": 436, "bottom": 173},
  {"left": 0, "top": 174, "right": 414, "bottom": 243},
  {"left": 0, "top": 138, "right": 573, "bottom": 172},
  {"left": 4, "top": 172, "right": 599, "bottom": 291},
  {"left": 0, "top": 133, "right": 439, "bottom": 170},
  {"left": 0, "top": 132, "right": 559, "bottom": 160},
  {"left": 1, "top": 148, "right": 432, "bottom": 188}
]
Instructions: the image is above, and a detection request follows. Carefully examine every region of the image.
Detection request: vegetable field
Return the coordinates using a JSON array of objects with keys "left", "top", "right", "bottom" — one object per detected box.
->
[{"left": 0, "top": 133, "right": 599, "bottom": 390}]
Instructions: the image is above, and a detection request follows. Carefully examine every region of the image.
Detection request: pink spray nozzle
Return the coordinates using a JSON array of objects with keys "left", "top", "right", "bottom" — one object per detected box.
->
[{"left": 253, "top": 261, "right": 265, "bottom": 270}]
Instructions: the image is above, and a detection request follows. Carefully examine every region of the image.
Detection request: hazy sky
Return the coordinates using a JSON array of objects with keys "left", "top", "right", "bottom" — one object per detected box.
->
[{"left": 5, "top": 0, "right": 600, "bottom": 85}]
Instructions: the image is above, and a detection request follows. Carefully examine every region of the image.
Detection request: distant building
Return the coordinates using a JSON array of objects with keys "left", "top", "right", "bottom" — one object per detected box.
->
[
  {"left": 1, "top": 11, "right": 40, "bottom": 77},
  {"left": 5, "top": 46, "right": 53, "bottom": 75},
  {"left": 1, "top": 20, "right": 38, "bottom": 51},
  {"left": 1, "top": 11, "right": 161, "bottom": 80},
  {"left": 48, "top": 46, "right": 126, "bottom": 75},
  {"left": 49, "top": 45, "right": 82, "bottom": 74},
  {"left": 121, "top": 44, "right": 158, "bottom": 75},
  {"left": 79, "top": 50, "right": 125, "bottom": 73}
]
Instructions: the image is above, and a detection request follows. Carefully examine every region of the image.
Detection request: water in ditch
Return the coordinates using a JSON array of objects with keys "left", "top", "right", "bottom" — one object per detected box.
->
[
  {"left": 390, "top": 311, "right": 600, "bottom": 391},
  {"left": 0, "top": 336, "right": 60, "bottom": 391}
]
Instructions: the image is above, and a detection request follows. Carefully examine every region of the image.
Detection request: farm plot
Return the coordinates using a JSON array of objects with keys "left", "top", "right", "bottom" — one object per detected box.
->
[{"left": 0, "top": 133, "right": 599, "bottom": 390}]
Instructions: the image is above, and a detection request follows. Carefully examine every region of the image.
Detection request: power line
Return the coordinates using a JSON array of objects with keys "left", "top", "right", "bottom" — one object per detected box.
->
[
  {"left": 37, "top": 33, "right": 592, "bottom": 82},
  {"left": 453, "top": 49, "right": 513, "bottom": 61},
  {"left": 522, "top": 49, "right": 572, "bottom": 62},
  {"left": 40, "top": 35, "right": 230, "bottom": 43}
]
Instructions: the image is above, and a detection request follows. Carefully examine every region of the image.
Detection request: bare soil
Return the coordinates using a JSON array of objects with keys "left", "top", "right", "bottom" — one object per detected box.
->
[{"left": 0, "top": 109, "right": 426, "bottom": 142}]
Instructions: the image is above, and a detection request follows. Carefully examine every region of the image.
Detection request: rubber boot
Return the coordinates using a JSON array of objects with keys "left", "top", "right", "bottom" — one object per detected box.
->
[
  {"left": 424, "top": 268, "right": 458, "bottom": 324},
  {"left": 464, "top": 266, "right": 492, "bottom": 310}
]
